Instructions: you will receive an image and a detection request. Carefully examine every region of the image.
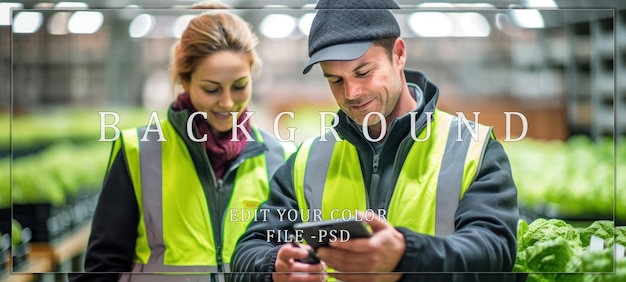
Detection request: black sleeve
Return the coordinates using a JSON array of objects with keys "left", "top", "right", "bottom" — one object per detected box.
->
[
  {"left": 393, "top": 139, "right": 520, "bottom": 281},
  {"left": 230, "top": 156, "right": 300, "bottom": 282},
  {"left": 68, "top": 145, "right": 139, "bottom": 282}
]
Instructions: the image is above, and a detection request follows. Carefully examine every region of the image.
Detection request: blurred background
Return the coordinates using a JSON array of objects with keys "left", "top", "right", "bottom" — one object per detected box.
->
[{"left": 0, "top": 0, "right": 624, "bottom": 281}]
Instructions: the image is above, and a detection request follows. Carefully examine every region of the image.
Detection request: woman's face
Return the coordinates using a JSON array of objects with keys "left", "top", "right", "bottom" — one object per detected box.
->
[{"left": 184, "top": 51, "right": 252, "bottom": 135}]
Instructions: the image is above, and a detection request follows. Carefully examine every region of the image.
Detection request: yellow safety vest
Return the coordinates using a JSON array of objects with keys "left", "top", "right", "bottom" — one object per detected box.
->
[
  {"left": 293, "top": 110, "right": 493, "bottom": 235},
  {"left": 117, "top": 119, "right": 289, "bottom": 275}
]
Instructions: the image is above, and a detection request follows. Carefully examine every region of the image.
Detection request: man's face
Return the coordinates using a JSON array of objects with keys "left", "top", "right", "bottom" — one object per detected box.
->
[{"left": 319, "top": 43, "right": 404, "bottom": 127}]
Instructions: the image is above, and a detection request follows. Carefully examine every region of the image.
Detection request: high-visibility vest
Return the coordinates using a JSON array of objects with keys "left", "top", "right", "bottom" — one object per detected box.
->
[
  {"left": 293, "top": 110, "right": 494, "bottom": 236},
  {"left": 117, "top": 119, "right": 288, "bottom": 276}
]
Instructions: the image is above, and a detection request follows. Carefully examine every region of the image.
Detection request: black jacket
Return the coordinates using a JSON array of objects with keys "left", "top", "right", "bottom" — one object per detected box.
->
[{"left": 230, "top": 70, "right": 525, "bottom": 282}]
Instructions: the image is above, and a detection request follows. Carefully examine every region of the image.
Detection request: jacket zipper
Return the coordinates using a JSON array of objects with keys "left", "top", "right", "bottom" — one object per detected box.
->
[
  {"left": 215, "top": 178, "right": 224, "bottom": 272},
  {"left": 216, "top": 178, "right": 223, "bottom": 191},
  {"left": 212, "top": 145, "right": 266, "bottom": 272},
  {"left": 204, "top": 157, "right": 224, "bottom": 273},
  {"left": 216, "top": 242, "right": 223, "bottom": 272},
  {"left": 372, "top": 152, "right": 380, "bottom": 174},
  {"left": 368, "top": 146, "right": 380, "bottom": 210},
  {"left": 369, "top": 119, "right": 398, "bottom": 210}
]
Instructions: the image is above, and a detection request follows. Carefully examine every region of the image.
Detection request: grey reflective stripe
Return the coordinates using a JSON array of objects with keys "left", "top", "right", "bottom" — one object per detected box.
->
[
  {"left": 119, "top": 265, "right": 216, "bottom": 282},
  {"left": 214, "top": 265, "right": 230, "bottom": 282},
  {"left": 132, "top": 127, "right": 223, "bottom": 275},
  {"left": 129, "top": 262, "right": 218, "bottom": 273},
  {"left": 121, "top": 275, "right": 211, "bottom": 282},
  {"left": 302, "top": 132, "right": 336, "bottom": 217},
  {"left": 137, "top": 127, "right": 166, "bottom": 266},
  {"left": 259, "top": 130, "right": 286, "bottom": 174},
  {"left": 434, "top": 117, "right": 473, "bottom": 236}
]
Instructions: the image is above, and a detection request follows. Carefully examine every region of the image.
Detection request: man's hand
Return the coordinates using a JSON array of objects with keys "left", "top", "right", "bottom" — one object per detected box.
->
[
  {"left": 316, "top": 211, "right": 406, "bottom": 282},
  {"left": 273, "top": 243, "right": 326, "bottom": 282}
]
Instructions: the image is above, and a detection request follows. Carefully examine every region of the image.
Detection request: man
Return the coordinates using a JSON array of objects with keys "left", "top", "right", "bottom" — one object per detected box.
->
[{"left": 231, "top": 0, "right": 521, "bottom": 281}]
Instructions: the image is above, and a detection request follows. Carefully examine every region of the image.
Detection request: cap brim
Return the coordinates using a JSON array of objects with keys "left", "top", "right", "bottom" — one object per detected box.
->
[{"left": 302, "top": 41, "right": 373, "bottom": 74}]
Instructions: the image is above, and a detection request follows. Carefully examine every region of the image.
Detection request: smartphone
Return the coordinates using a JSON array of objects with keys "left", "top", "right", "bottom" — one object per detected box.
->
[
  {"left": 293, "top": 218, "right": 372, "bottom": 251},
  {"left": 289, "top": 235, "right": 321, "bottom": 264}
]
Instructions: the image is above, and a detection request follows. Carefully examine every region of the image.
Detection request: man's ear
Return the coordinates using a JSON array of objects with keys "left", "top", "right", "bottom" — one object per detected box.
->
[{"left": 393, "top": 37, "right": 407, "bottom": 69}]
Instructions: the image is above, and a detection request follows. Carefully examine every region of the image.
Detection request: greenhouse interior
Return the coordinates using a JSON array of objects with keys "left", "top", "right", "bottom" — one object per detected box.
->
[{"left": 0, "top": 0, "right": 625, "bottom": 281}]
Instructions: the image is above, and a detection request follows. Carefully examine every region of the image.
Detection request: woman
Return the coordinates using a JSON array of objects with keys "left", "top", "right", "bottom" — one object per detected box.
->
[{"left": 71, "top": 4, "right": 294, "bottom": 281}]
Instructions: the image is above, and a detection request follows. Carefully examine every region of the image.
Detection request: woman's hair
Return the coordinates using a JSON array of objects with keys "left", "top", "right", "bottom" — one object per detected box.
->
[{"left": 170, "top": 2, "right": 261, "bottom": 95}]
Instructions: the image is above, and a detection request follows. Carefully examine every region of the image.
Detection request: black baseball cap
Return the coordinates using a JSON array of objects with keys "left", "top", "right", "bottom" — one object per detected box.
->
[{"left": 303, "top": 0, "right": 401, "bottom": 74}]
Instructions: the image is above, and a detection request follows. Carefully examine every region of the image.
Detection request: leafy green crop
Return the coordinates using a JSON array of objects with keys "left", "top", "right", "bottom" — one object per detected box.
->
[
  {"left": 616, "top": 226, "right": 626, "bottom": 246},
  {"left": 503, "top": 136, "right": 622, "bottom": 220},
  {"left": 12, "top": 219, "right": 22, "bottom": 246},
  {"left": 7, "top": 141, "right": 110, "bottom": 205},
  {"left": 1, "top": 108, "right": 166, "bottom": 151},
  {"left": 527, "top": 238, "right": 575, "bottom": 272},
  {"left": 515, "top": 219, "right": 582, "bottom": 273},
  {"left": 579, "top": 221, "right": 614, "bottom": 248},
  {"left": 518, "top": 218, "right": 581, "bottom": 250},
  {"left": 580, "top": 247, "right": 613, "bottom": 273},
  {"left": 1, "top": 108, "right": 167, "bottom": 206},
  {"left": 516, "top": 219, "right": 626, "bottom": 281},
  {"left": 0, "top": 158, "right": 9, "bottom": 209}
]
